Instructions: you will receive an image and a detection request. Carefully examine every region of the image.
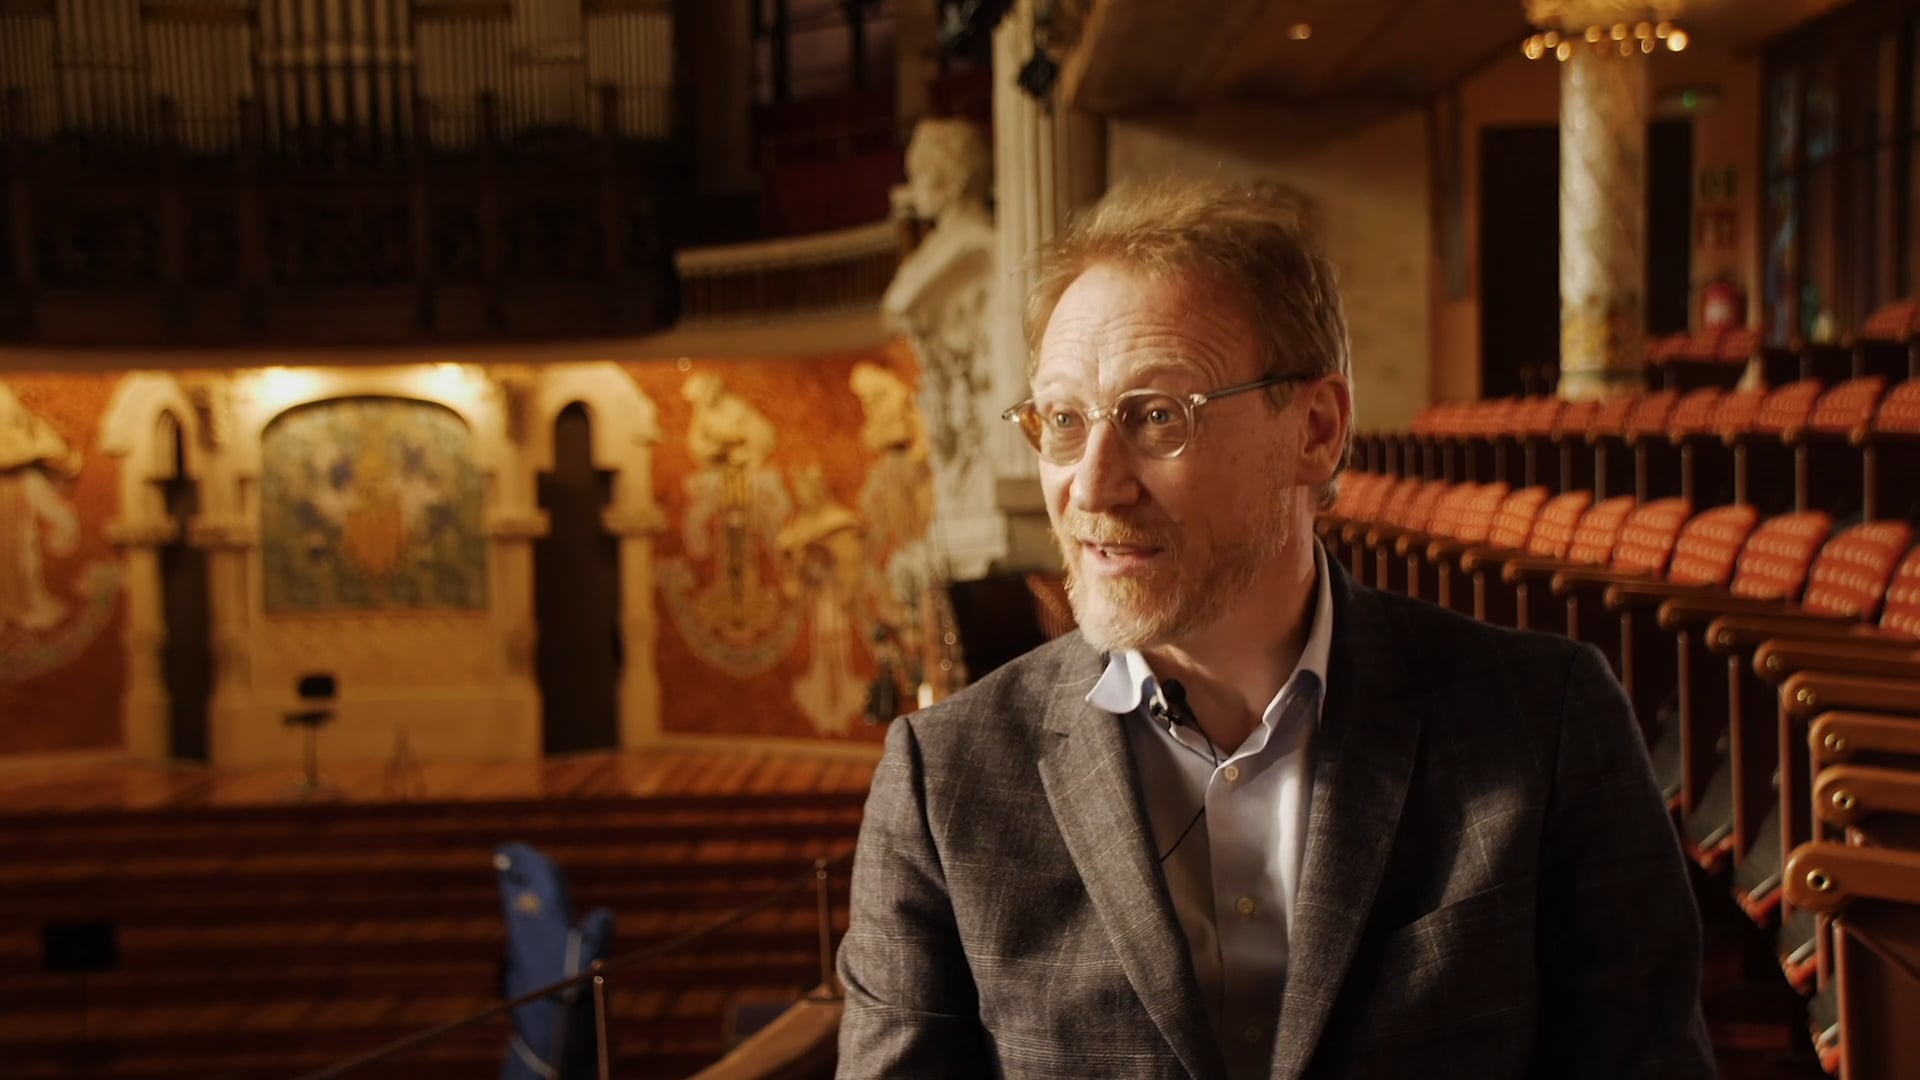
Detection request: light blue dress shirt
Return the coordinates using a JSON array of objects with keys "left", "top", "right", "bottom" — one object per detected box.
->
[{"left": 1085, "top": 541, "right": 1334, "bottom": 1079}]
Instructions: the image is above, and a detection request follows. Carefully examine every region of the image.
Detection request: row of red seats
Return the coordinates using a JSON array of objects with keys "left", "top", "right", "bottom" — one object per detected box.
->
[
  {"left": 1321, "top": 471, "right": 1920, "bottom": 1078},
  {"left": 1358, "top": 373, "right": 1920, "bottom": 526},
  {"left": 1642, "top": 299, "right": 1920, "bottom": 392}
]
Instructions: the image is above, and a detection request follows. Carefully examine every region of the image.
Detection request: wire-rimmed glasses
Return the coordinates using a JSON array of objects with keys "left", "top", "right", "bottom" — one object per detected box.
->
[{"left": 1000, "top": 373, "right": 1311, "bottom": 466}]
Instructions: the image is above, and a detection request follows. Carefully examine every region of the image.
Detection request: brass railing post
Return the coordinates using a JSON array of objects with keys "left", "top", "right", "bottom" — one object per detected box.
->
[
  {"left": 592, "top": 961, "right": 611, "bottom": 1080},
  {"left": 813, "top": 856, "right": 838, "bottom": 999}
]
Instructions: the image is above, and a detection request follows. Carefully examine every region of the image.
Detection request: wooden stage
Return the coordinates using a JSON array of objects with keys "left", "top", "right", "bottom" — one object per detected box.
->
[{"left": 0, "top": 746, "right": 880, "bottom": 815}]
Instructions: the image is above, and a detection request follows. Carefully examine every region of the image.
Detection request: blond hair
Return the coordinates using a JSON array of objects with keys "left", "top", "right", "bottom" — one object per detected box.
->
[{"left": 1024, "top": 178, "right": 1352, "bottom": 506}]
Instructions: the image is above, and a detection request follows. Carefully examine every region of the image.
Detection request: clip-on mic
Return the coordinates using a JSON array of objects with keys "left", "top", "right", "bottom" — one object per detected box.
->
[
  {"left": 1150, "top": 679, "right": 1193, "bottom": 734},
  {"left": 1150, "top": 679, "right": 1219, "bottom": 767}
]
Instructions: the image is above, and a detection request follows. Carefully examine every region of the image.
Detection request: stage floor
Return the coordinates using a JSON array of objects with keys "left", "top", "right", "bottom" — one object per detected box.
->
[{"left": 0, "top": 747, "right": 880, "bottom": 815}]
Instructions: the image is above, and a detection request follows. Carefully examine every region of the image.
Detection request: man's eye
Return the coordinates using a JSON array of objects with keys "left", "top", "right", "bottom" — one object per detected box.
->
[
  {"left": 1045, "top": 409, "right": 1083, "bottom": 430},
  {"left": 1143, "top": 407, "right": 1178, "bottom": 427}
]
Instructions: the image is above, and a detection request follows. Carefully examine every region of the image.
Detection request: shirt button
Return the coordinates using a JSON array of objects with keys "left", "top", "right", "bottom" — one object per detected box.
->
[
  {"left": 1243, "top": 1025, "right": 1264, "bottom": 1044},
  {"left": 1236, "top": 896, "right": 1256, "bottom": 917},
  {"left": 1223, "top": 765, "right": 1241, "bottom": 783}
]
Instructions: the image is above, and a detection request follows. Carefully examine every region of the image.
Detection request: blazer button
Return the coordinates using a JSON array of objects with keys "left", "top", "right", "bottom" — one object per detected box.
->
[
  {"left": 1223, "top": 765, "right": 1242, "bottom": 783},
  {"left": 1243, "top": 1025, "right": 1263, "bottom": 1044}
]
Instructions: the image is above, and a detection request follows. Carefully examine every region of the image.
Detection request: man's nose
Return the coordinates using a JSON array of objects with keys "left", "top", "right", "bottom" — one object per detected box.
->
[{"left": 1069, "top": 422, "right": 1142, "bottom": 514}]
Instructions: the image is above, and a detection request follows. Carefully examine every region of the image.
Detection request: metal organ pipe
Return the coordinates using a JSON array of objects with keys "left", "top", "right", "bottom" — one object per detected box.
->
[{"left": 3, "top": 0, "right": 677, "bottom": 150}]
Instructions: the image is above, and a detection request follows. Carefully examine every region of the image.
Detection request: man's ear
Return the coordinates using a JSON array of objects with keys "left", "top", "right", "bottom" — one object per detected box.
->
[{"left": 1294, "top": 375, "right": 1353, "bottom": 485}]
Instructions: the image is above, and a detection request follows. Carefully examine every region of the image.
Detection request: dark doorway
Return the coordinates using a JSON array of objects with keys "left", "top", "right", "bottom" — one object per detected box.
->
[
  {"left": 1647, "top": 118, "right": 1695, "bottom": 336},
  {"left": 535, "top": 404, "right": 622, "bottom": 755},
  {"left": 1480, "top": 126, "right": 1561, "bottom": 401},
  {"left": 158, "top": 421, "right": 212, "bottom": 761},
  {"left": 1480, "top": 119, "right": 1697, "bottom": 398}
]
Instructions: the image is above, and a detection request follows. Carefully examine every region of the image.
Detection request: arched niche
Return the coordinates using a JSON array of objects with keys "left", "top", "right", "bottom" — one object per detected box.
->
[
  {"left": 203, "top": 364, "right": 537, "bottom": 766},
  {"left": 528, "top": 362, "right": 666, "bottom": 749},
  {"left": 98, "top": 373, "right": 211, "bottom": 760}
]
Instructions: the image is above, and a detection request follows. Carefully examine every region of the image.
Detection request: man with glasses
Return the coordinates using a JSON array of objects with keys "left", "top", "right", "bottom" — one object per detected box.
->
[{"left": 836, "top": 179, "right": 1713, "bottom": 1079}]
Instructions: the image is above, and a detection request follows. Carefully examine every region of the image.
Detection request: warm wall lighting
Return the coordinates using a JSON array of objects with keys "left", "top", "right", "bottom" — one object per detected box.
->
[
  {"left": 257, "top": 366, "right": 321, "bottom": 407},
  {"left": 1666, "top": 28, "right": 1689, "bottom": 51},
  {"left": 1287, "top": 22, "right": 1311, "bottom": 41}
]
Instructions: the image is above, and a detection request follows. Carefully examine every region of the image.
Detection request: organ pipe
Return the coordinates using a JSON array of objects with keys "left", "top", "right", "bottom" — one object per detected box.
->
[{"left": 0, "top": 0, "right": 678, "bottom": 149}]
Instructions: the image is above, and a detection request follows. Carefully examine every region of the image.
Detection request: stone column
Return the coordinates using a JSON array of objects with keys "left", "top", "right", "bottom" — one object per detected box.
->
[
  {"left": 192, "top": 514, "right": 258, "bottom": 763},
  {"left": 990, "top": 0, "right": 1106, "bottom": 566},
  {"left": 107, "top": 519, "right": 179, "bottom": 760},
  {"left": 484, "top": 508, "right": 547, "bottom": 759},
  {"left": 1537, "top": 8, "right": 1656, "bottom": 400},
  {"left": 603, "top": 504, "right": 667, "bottom": 748}
]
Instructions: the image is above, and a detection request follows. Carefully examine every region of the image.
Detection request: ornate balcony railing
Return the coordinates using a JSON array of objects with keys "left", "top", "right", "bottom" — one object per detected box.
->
[{"left": 674, "top": 219, "right": 900, "bottom": 325}]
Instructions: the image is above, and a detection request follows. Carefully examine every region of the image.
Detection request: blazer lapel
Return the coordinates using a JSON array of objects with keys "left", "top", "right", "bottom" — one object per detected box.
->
[
  {"left": 1038, "top": 638, "right": 1227, "bottom": 1080},
  {"left": 1273, "top": 567, "right": 1423, "bottom": 1079}
]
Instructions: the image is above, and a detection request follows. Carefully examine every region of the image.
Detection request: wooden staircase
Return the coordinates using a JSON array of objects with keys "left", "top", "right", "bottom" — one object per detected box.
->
[{"left": 0, "top": 773, "right": 867, "bottom": 1079}]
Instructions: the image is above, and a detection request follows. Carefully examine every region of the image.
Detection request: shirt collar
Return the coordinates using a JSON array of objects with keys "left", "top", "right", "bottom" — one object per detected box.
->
[{"left": 1087, "top": 541, "right": 1335, "bottom": 718}]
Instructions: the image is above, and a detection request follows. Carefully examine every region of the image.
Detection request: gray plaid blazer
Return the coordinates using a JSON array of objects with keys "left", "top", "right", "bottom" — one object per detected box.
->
[{"left": 836, "top": 559, "right": 1715, "bottom": 1079}]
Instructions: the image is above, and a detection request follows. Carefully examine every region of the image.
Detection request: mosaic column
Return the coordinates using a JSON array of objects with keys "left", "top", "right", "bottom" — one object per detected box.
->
[
  {"left": 1527, "top": 5, "right": 1680, "bottom": 404},
  {"left": 1557, "top": 42, "right": 1649, "bottom": 400}
]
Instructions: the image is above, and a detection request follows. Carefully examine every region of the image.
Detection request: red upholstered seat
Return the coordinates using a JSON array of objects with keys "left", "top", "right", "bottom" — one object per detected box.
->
[
  {"left": 1801, "top": 522, "right": 1916, "bottom": 618},
  {"left": 1879, "top": 547, "right": 1920, "bottom": 639},
  {"left": 1453, "top": 483, "right": 1512, "bottom": 545},
  {"left": 1609, "top": 498, "right": 1694, "bottom": 576},
  {"left": 1872, "top": 381, "right": 1920, "bottom": 436},
  {"left": 1808, "top": 377, "right": 1889, "bottom": 437},
  {"left": 1717, "top": 328, "right": 1763, "bottom": 363},
  {"left": 1423, "top": 483, "right": 1482, "bottom": 541},
  {"left": 1727, "top": 512, "right": 1834, "bottom": 600},
  {"left": 1375, "top": 478, "right": 1425, "bottom": 529},
  {"left": 1327, "top": 471, "right": 1392, "bottom": 522},
  {"left": 1517, "top": 396, "right": 1565, "bottom": 437},
  {"left": 1665, "top": 505, "right": 1762, "bottom": 587},
  {"left": 1592, "top": 393, "right": 1639, "bottom": 439},
  {"left": 1486, "top": 487, "right": 1552, "bottom": 551},
  {"left": 1566, "top": 495, "right": 1638, "bottom": 566},
  {"left": 1712, "top": 388, "right": 1767, "bottom": 439},
  {"left": 1525, "top": 491, "right": 1595, "bottom": 559},
  {"left": 1556, "top": 399, "right": 1602, "bottom": 439},
  {"left": 1751, "top": 380, "right": 1825, "bottom": 438},
  {"left": 1628, "top": 390, "right": 1681, "bottom": 440},
  {"left": 1399, "top": 481, "right": 1452, "bottom": 534},
  {"left": 1647, "top": 332, "right": 1692, "bottom": 365},
  {"left": 1668, "top": 387, "right": 1725, "bottom": 437},
  {"left": 1856, "top": 299, "right": 1918, "bottom": 343}
]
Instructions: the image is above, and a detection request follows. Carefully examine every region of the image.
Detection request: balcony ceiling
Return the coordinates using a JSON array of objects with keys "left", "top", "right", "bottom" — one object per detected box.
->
[{"left": 1062, "top": 0, "right": 1858, "bottom": 115}]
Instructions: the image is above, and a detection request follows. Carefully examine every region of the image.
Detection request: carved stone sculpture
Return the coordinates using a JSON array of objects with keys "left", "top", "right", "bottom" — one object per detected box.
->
[{"left": 881, "top": 118, "right": 1006, "bottom": 579}]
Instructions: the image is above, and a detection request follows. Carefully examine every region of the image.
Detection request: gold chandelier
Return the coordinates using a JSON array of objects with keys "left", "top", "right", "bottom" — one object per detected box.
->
[{"left": 1522, "top": 0, "right": 1688, "bottom": 60}]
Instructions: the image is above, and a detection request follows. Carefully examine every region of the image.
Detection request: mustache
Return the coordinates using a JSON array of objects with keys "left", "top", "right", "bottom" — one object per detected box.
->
[{"left": 1059, "top": 512, "right": 1174, "bottom": 548}]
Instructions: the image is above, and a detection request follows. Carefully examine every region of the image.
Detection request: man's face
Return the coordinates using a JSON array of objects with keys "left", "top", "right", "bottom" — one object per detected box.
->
[{"left": 1032, "top": 263, "right": 1308, "bottom": 652}]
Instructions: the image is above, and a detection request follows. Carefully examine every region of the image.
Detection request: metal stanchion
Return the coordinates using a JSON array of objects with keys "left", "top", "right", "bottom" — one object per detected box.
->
[
  {"left": 811, "top": 857, "right": 839, "bottom": 1000},
  {"left": 592, "top": 962, "right": 610, "bottom": 1080}
]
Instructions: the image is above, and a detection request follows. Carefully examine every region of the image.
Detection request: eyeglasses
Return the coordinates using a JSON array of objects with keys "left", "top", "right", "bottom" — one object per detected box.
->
[{"left": 1001, "top": 373, "right": 1312, "bottom": 466}]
